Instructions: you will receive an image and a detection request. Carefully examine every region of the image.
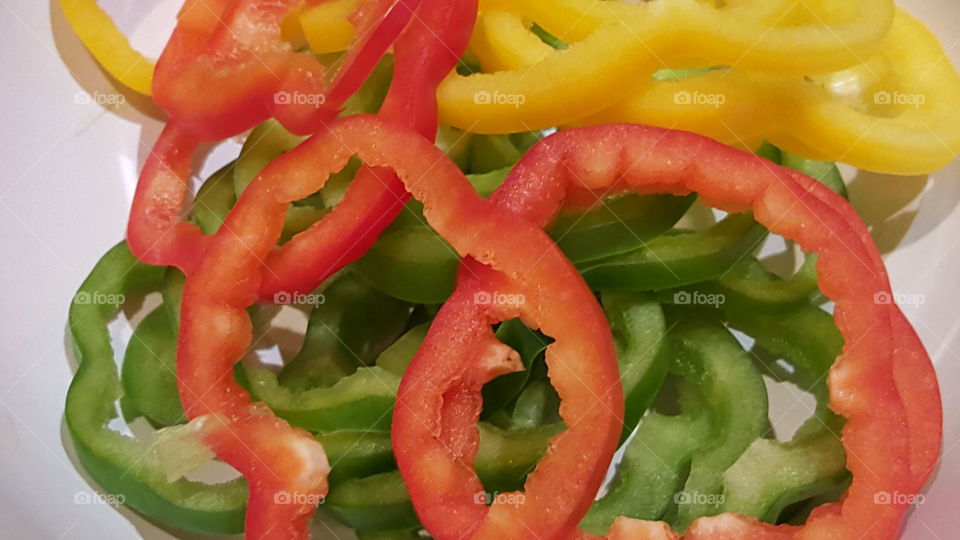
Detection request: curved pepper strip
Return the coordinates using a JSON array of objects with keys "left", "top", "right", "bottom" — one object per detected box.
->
[
  {"left": 717, "top": 308, "right": 849, "bottom": 525},
  {"left": 437, "top": 0, "right": 894, "bottom": 133},
  {"left": 65, "top": 243, "right": 247, "bottom": 535},
  {"left": 277, "top": 272, "right": 411, "bottom": 390},
  {"left": 121, "top": 304, "right": 185, "bottom": 427},
  {"left": 582, "top": 312, "right": 768, "bottom": 534},
  {"left": 663, "top": 313, "right": 769, "bottom": 531},
  {"left": 174, "top": 115, "right": 617, "bottom": 539},
  {"left": 578, "top": 213, "right": 768, "bottom": 292},
  {"left": 154, "top": 0, "right": 419, "bottom": 138},
  {"left": 382, "top": 120, "right": 940, "bottom": 538},
  {"left": 257, "top": 0, "right": 477, "bottom": 299},
  {"left": 582, "top": 10, "right": 960, "bottom": 175},
  {"left": 58, "top": 0, "right": 155, "bottom": 94},
  {"left": 127, "top": 0, "right": 421, "bottom": 273}
]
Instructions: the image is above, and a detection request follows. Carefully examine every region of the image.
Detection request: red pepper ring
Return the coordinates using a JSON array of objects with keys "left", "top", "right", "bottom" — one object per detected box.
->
[
  {"left": 128, "top": 0, "right": 476, "bottom": 299},
  {"left": 153, "top": 0, "right": 423, "bottom": 139},
  {"left": 177, "top": 113, "right": 625, "bottom": 540},
  {"left": 258, "top": 0, "right": 477, "bottom": 298},
  {"left": 389, "top": 122, "right": 940, "bottom": 539}
]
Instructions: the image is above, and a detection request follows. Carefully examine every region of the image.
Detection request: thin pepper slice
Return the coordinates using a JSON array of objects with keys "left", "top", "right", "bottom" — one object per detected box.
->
[
  {"left": 377, "top": 119, "right": 939, "bottom": 538},
  {"left": 127, "top": 0, "right": 423, "bottom": 274},
  {"left": 120, "top": 304, "right": 185, "bottom": 427},
  {"left": 438, "top": 0, "right": 895, "bottom": 133},
  {"left": 278, "top": 272, "right": 411, "bottom": 390},
  {"left": 66, "top": 243, "right": 246, "bottom": 535},
  {"left": 583, "top": 313, "right": 767, "bottom": 533},
  {"left": 578, "top": 213, "right": 768, "bottom": 291},
  {"left": 582, "top": 10, "right": 960, "bottom": 175},
  {"left": 257, "top": 0, "right": 477, "bottom": 300},
  {"left": 58, "top": 0, "right": 155, "bottom": 94}
]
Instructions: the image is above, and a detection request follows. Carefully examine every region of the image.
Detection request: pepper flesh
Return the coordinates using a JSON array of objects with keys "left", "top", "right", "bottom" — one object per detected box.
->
[
  {"left": 368, "top": 118, "right": 941, "bottom": 538},
  {"left": 58, "top": 0, "right": 155, "bottom": 94},
  {"left": 437, "top": 0, "right": 895, "bottom": 133},
  {"left": 65, "top": 243, "right": 247, "bottom": 535},
  {"left": 127, "top": 0, "right": 419, "bottom": 273},
  {"left": 581, "top": 10, "right": 960, "bottom": 175}
]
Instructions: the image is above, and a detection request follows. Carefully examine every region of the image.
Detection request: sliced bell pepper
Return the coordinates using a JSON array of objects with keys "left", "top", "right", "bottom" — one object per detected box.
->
[
  {"left": 120, "top": 304, "right": 185, "bottom": 427},
  {"left": 278, "top": 273, "right": 411, "bottom": 390},
  {"left": 58, "top": 0, "right": 155, "bottom": 94},
  {"left": 127, "top": 0, "right": 423, "bottom": 275},
  {"left": 582, "top": 10, "right": 960, "bottom": 175},
  {"left": 578, "top": 212, "right": 768, "bottom": 291},
  {"left": 438, "top": 0, "right": 895, "bottom": 133},
  {"left": 583, "top": 312, "right": 768, "bottom": 533},
  {"left": 360, "top": 117, "right": 941, "bottom": 538},
  {"left": 66, "top": 243, "right": 246, "bottom": 535},
  {"left": 257, "top": 0, "right": 477, "bottom": 301}
]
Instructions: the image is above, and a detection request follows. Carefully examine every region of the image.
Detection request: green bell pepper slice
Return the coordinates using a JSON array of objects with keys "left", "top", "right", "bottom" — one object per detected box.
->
[
  {"left": 120, "top": 304, "right": 185, "bottom": 427},
  {"left": 66, "top": 243, "right": 246, "bottom": 534},
  {"left": 582, "top": 312, "right": 768, "bottom": 534},
  {"left": 353, "top": 168, "right": 510, "bottom": 303},
  {"left": 323, "top": 471, "right": 420, "bottom": 532},
  {"left": 279, "top": 272, "right": 412, "bottom": 390},
  {"left": 578, "top": 212, "right": 768, "bottom": 291},
  {"left": 316, "top": 430, "right": 396, "bottom": 486},
  {"left": 550, "top": 194, "right": 695, "bottom": 264}
]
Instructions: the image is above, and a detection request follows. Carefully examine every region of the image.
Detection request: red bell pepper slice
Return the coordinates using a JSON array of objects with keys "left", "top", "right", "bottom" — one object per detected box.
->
[
  {"left": 258, "top": 0, "right": 477, "bottom": 298},
  {"left": 176, "top": 112, "right": 623, "bottom": 539},
  {"left": 129, "top": 0, "right": 477, "bottom": 303},
  {"left": 173, "top": 5, "right": 474, "bottom": 537},
  {"left": 127, "top": 0, "right": 421, "bottom": 273},
  {"left": 383, "top": 122, "right": 940, "bottom": 539}
]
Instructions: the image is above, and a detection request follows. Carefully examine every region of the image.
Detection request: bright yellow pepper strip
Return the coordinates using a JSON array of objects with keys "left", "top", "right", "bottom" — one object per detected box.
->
[
  {"left": 283, "top": 0, "right": 359, "bottom": 54},
  {"left": 438, "top": 0, "right": 895, "bottom": 134},
  {"left": 58, "top": 0, "right": 155, "bottom": 95},
  {"left": 580, "top": 10, "right": 960, "bottom": 175}
]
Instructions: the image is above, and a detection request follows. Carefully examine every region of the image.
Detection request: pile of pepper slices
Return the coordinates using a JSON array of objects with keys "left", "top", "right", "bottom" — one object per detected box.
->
[{"left": 61, "top": 0, "right": 957, "bottom": 538}]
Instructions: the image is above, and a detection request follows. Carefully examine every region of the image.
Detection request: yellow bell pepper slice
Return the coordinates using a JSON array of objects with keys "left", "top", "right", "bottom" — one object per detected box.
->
[
  {"left": 582, "top": 10, "right": 960, "bottom": 175},
  {"left": 438, "top": 0, "right": 895, "bottom": 133},
  {"left": 283, "top": 0, "right": 360, "bottom": 54},
  {"left": 58, "top": 0, "right": 155, "bottom": 95}
]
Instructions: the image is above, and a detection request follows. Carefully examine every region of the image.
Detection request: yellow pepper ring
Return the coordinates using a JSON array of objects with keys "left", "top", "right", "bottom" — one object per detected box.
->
[
  {"left": 438, "top": 0, "right": 895, "bottom": 133},
  {"left": 580, "top": 11, "right": 960, "bottom": 175},
  {"left": 60, "top": 0, "right": 361, "bottom": 96},
  {"left": 58, "top": 0, "right": 156, "bottom": 95}
]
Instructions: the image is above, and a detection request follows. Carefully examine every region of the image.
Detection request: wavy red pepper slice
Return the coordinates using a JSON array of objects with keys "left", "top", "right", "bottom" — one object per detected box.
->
[
  {"left": 177, "top": 112, "right": 623, "bottom": 539},
  {"left": 258, "top": 0, "right": 477, "bottom": 298},
  {"left": 129, "top": 0, "right": 476, "bottom": 302},
  {"left": 387, "top": 123, "right": 940, "bottom": 539},
  {"left": 128, "top": 0, "right": 421, "bottom": 272},
  {"left": 174, "top": 5, "right": 474, "bottom": 537}
]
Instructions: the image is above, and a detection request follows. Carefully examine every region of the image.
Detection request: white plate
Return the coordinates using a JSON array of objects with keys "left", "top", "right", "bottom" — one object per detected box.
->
[{"left": 0, "top": 0, "right": 958, "bottom": 538}]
